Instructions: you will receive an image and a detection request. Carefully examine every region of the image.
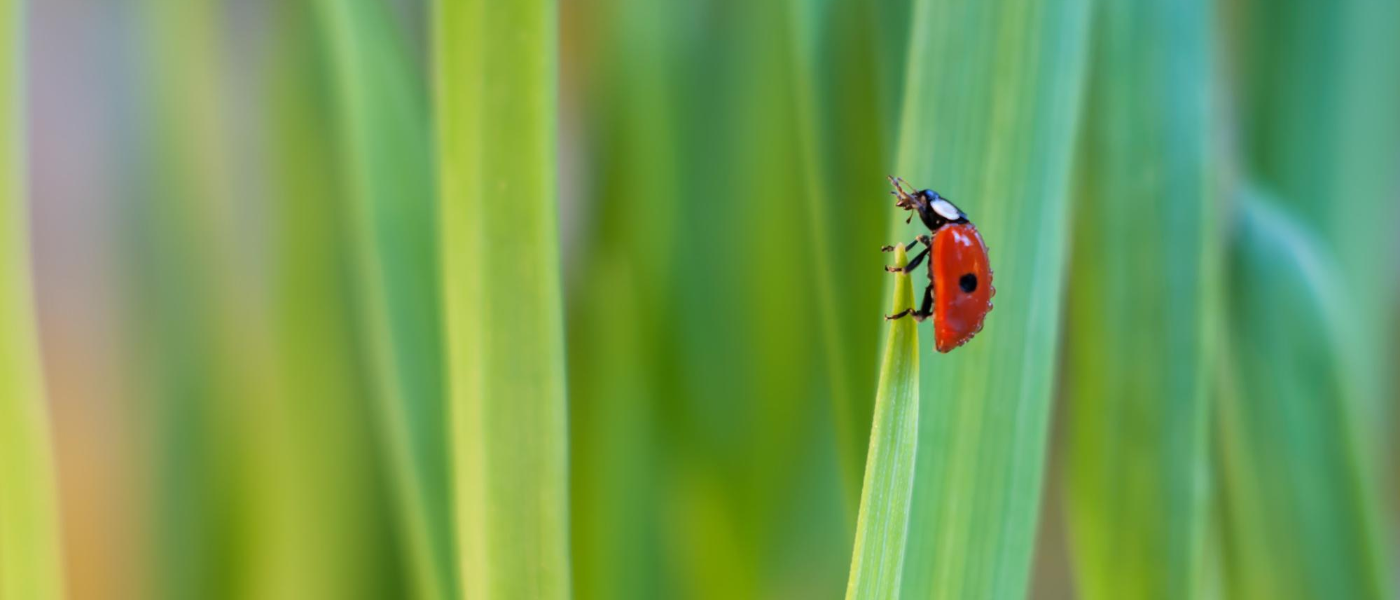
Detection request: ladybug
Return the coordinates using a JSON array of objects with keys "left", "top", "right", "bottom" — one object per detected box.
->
[{"left": 881, "top": 176, "right": 994, "bottom": 353}]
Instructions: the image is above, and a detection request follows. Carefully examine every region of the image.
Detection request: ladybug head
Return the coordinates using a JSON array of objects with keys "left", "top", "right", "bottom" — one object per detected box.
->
[{"left": 888, "top": 176, "right": 966, "bottom": 230}]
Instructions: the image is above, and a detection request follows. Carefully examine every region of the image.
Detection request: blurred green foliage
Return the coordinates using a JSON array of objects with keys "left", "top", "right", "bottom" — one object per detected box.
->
[
  {"left": 1063, "top": 0, "right": 1217, "bottom": 597},
  {"left": 5, "top": 0, "right": 1397, "bottom": 598}
]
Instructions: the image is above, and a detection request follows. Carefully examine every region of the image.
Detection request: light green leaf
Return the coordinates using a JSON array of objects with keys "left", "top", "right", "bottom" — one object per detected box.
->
[
  {"left": 846, "top": 244, "right": 920, "bottom": 600},
  {"left": 436, "top": 0, "right": 571, "bottom": 597},
  {"left": 891, "top": 0, "right": 1093, "bottom": 597}
]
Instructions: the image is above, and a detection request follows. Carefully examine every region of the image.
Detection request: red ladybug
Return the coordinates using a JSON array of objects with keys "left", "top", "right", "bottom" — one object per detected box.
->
[{"left": 882, "top": 176, "right": 994, "bottom": 353}]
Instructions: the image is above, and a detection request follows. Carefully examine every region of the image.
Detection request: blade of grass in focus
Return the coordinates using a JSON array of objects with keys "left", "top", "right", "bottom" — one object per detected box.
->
[
  {"left": 312, "top": 1, "right": 456, "bottom": 597},
  {"left": 891, "top": 0, "right": 1092, "bottom": 597},
  {"left": 0, "top": 0, "right": 64, "bottom": 593},
  {"left": 1215, "top": 189, "right": 1390, "bottom": 600},
  {"left": 845, "top": 245, "right": 919, "bottom": 600},
  {"left": 436, "top": 0, "right": 571, "bottom": 597},
  {"left": 1061, "top": 0, "right": 1218, "bottom": 597}
]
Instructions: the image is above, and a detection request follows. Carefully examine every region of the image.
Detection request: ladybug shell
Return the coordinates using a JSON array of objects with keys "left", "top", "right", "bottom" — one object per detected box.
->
[{"left": 929, "top": 223, "right": 994, "bottom": 353}]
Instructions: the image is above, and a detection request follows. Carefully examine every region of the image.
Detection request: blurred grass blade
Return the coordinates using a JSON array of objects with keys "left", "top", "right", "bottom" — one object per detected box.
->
[
  {"left": 132, "top": 1, "right": 249, "bottom": 594},
  {"left": 892, "top": 0, "right": 1092, "bottom": 597},
  {"left": 845, "top": 245, "right": 919, "bottom": 600},
  {"left": 561, "top": 1, "right": 679, "bottom": 597},
  {"left": 1216, "top": 189, "right": 1391, "bottom": 600},
  {"left": 257, "top": 2, "right": 404, "bottom": 597},
  {"left": 784, "top": 0, "right": 893, "bottom": 506},
  {"left": 0, "top": 0, "right": 63, "bottom": 594},
  {"left": 313, "top": 0, "right": 456, "bottom": 598},
  {"left": 436, "top": 0, "right": 571, "bottom": 597},
  {"left": 1227, "top": 0, "right": 1400, "bottom": 459},
  {"left": 1061, "top": 0, "right": 1218, "bottom": 597}
]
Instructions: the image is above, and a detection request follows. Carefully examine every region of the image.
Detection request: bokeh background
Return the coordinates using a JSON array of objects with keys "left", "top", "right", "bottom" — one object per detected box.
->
[{"left": 3, "top": 0, "right": 1396, "bottom": 598}]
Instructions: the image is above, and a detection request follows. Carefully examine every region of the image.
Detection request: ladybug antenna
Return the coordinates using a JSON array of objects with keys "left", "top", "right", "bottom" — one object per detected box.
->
[{"left": 888, "top": 175, "right": 918, "bottom": 211}]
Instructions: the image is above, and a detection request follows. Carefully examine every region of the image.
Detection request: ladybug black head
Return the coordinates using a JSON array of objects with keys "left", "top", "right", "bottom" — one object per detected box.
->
[{"left": 888, "top": 176, "right": 967, "bottom": 231}]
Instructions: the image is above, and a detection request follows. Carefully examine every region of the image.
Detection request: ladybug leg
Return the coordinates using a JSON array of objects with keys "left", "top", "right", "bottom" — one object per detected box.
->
[
  {"left": 885, "top": 286, "right": 934, "bottom": 321},
  {"left": 881, "top": 238, "right": 921, "bottom": 252},
  {"left": 885, "top": 247, "right": 929, "bottom": 274},
  {"left": 910, "top": 284, "right": 934, "bottom": 322}
]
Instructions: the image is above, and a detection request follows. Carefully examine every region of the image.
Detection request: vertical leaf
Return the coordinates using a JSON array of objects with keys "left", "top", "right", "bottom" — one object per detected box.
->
[
  {"left": 845, "top": 245, "right": 919, "bottom": 600},
  {"left": 312, "top": 0, "right": 456, "bottom": 597},
  {"left": 255, "top": 2, "right": 404, "bottom": 597},
  {"left": 563, "top": 0, "right": 678, "bottom": 597},
  {"left": 436, "top": 0, "right": 571, "bottom": 597},
  {"left": 1227, "top": 0, "right": 1400, "bottom": 463},
  {"left": 892, "top": 0, "right": 1092, "bottom": 597},
  {"left": 130, "top": 1, "right": 249, "bottom": 594},
  {"left": 1215, "top": 190, "right": 1390, "bottom": 600},
  {"left": 1061, "top": 0, "right": 1219, "bottom": 597},
  {"left": 785, "top": 0, "right": 894, "bottom": 506},
  {"left": 0, "top": 0, "right": 64, "bottom": 595}
]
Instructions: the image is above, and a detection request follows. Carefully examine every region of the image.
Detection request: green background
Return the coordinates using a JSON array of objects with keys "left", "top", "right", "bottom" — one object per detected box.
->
[{"left": 2, "top": 0, "right": 1395, "bottom": 598}]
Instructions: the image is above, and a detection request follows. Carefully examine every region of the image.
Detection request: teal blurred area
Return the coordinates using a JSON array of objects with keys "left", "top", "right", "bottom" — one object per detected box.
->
[{"left": 15, "top": 0, "right": 1398, "bottom": 598}]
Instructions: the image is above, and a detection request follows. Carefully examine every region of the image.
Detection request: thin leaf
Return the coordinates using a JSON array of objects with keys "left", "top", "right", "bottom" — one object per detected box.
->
[
  {"left": 312, "top": 1, "right": 456, "bottom": 597},
  {"left": 436, "top": 0, "right": 571, "bottom": 597},
  {"left": 1061, "top": 0, "right": 1219, "bottom": 597},
  {"left": 1227, "top": 0, "right": 1400, "bottom": 463},
  {"left": 130, "top": 1, "right": 253, "bottom": 593},
  {"left": 892, "top": 0, "right": 1093, "bottom": 597},
  {"left": 255, "top": 3, "right": 405, "bottom": 596},
  {"left": 562, "top": 1, "right": 681, "bottom": 597},
  {"left": 1215, "top": 189, "right": 1391, "bottom": 600},
  {"left": 845, "top": 244, "right": 920, "bottom": 600},
  {"left": 0, "top": 0, "right": 63, "bottom": 594},
  {"left": 785, "top": 0, "right": 894, "bottom": 508}
]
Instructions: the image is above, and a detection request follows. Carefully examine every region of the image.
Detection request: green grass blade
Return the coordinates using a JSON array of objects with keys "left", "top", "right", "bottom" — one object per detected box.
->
[
  {"left": 1227, "top": 0, "right": 1400, "bottom": 464},
  {"left": 130, "top": 1, "right": 249, "bottom": 594},
  {"left": 845, "top": 245, "right": 920, "bottom": 600},
  {"left": 436, "top": 0, "right": 571, "bottom": 597},
  {"left": 892, "top": 0, "right": 1092, "bottom": 597},
  {"left": 1061, "top": 1, "right": 1219, "bottom": 597},
  {"left": 312, "top": 1, "right": 455, "bottom": 597},
  {"left": 257, "top": 3, "right": 405, "bottom": 596},
  {"left": 1215, "top": 189, "right": 1390, "bottom": 600},
  {"left": 785, "top": 0, "right": 894, "bottom": 507},
  {"left": 562, "top": 1, "right": 680, "bottom": 597},
  {"left": 0, "top": 0, "right": 64, "bottom": 595}
]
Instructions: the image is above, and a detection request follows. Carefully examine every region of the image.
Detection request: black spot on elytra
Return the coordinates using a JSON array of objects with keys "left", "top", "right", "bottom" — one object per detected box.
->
[{"left": 959, "top": 273, "right": 978, "bottom": 293}]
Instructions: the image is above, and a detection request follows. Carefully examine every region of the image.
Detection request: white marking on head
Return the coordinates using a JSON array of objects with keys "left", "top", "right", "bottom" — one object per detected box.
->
[{"left": 931, "top": 198, "right": 961, "bottom": 220}]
